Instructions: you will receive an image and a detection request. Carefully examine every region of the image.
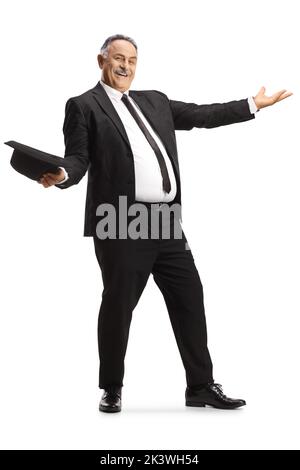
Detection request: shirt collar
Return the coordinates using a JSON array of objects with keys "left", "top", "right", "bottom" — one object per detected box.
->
[{"left": 100, "top": 79, "right": 129, "bottom": 102}]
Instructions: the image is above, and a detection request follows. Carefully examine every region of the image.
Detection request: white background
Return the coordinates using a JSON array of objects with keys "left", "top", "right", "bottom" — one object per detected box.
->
[{"left": 0, "top": 0, "right": 298, "bottom": 450}]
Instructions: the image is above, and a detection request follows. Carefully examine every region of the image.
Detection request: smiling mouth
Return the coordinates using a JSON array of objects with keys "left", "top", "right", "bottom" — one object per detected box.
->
[{"left": 115, "top": 71, "right": 128, "bottom": 77}]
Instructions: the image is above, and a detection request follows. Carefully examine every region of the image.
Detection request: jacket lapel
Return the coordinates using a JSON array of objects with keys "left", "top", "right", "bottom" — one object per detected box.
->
[{"left": 92, "top": 82, "right": 131, "bottom": 148}]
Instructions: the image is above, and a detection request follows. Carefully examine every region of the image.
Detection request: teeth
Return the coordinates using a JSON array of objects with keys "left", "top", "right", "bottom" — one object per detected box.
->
[{"left": 116, "top": 71, "right": 127, "bottom": 77}]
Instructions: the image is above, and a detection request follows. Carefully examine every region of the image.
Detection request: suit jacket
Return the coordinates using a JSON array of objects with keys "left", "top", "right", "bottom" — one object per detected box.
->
[{"left": 57, "top": 81, "right": 255, "bottom": 236}]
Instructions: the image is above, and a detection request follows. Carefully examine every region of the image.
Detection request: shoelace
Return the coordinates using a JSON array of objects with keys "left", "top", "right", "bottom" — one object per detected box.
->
[{"left": 210, "top": 383, "right": 227, "bottom": 398}]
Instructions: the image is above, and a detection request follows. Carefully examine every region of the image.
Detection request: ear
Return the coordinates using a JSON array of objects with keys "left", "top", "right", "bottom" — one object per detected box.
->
[{"left": 97, "top": 54, "right": 104, "bottom": 69}]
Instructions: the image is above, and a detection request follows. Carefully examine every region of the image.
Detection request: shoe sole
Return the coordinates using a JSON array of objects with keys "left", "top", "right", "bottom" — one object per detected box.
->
[
  {"left": 185, "top": 401, "right": 245, "bottom": 409},
  {"left": 99, "top": 405, "right": 121, "bottom": 412},
  {"left": 186, "top": 401, "right": 205, "bottom": 407}
]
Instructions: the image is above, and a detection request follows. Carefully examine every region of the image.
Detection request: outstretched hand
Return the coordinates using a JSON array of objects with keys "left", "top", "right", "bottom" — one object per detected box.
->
[{"left": 254, "top": 86, "right": 293, "bottom": 110}]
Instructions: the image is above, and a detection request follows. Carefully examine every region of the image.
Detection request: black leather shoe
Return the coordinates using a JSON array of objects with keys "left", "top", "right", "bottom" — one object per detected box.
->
[
  {"left": 185, "top": 382, "right": 246, "bottom": 409},
  {"left": 99, "top": 386, "right": 122, "bottom": 413}
]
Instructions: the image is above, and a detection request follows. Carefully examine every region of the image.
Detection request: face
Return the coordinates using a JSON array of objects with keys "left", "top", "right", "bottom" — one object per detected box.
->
[{"left": 97, "top": 39, "right": 137, "bottom": 92}]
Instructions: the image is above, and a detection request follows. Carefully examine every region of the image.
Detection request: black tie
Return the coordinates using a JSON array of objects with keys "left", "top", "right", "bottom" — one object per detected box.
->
[{"left": 121, "top": 93, "right": 171, "bottom": 193}]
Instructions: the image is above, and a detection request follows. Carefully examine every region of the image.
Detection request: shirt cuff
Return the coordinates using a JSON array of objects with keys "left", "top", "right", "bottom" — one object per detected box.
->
[
  {"left": 248, "top": 96, "right": 258, "bottom": 114},
  {"left": 56, "top": 166, "right": 69, "bottom": 184}
]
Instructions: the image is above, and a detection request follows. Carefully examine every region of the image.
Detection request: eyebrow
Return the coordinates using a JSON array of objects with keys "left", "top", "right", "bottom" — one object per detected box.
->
[{"left": 113, "top": 53, "right": 137, "bottom": 60}]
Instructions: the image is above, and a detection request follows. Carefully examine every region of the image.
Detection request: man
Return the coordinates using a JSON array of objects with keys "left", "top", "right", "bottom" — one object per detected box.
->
[{"left": 39, "top": 34, "right": 292, "bottom": 412}]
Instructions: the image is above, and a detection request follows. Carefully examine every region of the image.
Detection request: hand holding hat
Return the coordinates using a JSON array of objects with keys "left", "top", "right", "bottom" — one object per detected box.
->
[
  {"left": 38, "top": 169, "right": 66, "bottom": 187},
  {"left": 4, "top": 140, "right": 73, "bottom": 186}
]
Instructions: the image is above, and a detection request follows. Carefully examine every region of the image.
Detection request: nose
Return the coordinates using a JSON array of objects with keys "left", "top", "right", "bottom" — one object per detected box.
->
[{"left": 120, "top": 58, "right": 130, "bottom": 69}]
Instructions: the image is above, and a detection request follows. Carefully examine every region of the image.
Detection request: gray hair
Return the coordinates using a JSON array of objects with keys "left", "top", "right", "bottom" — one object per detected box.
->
[{"left": 100, "top": 34, "right": 138, "bottom": 57}]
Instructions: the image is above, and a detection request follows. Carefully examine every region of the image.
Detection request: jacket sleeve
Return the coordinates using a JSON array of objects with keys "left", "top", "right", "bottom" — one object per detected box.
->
[
  {"left": 168, "top": 97, "right": 255, "bottom": 131},
  {"left": 55, "top": 97, "right": 90, "bottom": 189}
]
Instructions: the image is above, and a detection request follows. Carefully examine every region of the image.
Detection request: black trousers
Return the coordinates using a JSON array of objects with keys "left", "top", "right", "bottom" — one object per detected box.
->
[{"left": 93, "top": 202, "right": 214, "bottom": 389}]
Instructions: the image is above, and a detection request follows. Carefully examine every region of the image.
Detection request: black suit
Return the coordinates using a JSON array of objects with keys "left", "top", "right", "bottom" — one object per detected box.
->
[{"left": 58, "top": 81, "right": 255, "bottom": 389}]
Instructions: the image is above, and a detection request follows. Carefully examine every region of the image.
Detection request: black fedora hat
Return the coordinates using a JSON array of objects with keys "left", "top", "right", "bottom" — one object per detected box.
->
[{"left": 4, "top": 140, "right": 72, "bottom": 181}]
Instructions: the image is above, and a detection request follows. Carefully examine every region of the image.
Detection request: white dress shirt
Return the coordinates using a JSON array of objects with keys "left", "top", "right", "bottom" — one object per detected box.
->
[{"left": 57, "top": 82, "right": 258, "bottom": 200}]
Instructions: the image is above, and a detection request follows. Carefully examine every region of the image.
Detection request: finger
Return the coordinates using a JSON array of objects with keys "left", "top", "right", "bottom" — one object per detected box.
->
[
  {"left": 271, "top": 89, "right": 287, "bottom": 101},
  {"left": 44, "top": 173, "right": 57, "bottom": 183},
  {"left": 277, "top": 91, "right": 293, "bottom": 101},
  {"left": 39, "top": 175, "right": 48, "bottom": 185},
  {"left": 43, "top": 176, "right": 54, "bottom": 186},
  {"left": 259, "top": 86, "right": 266, "bottom": 95},
  {"left": 40, "top": 177, "right": 48, "bottom": 187},
  {"left": 45, "top": 172, "right": 62, "bottom": 184}
]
